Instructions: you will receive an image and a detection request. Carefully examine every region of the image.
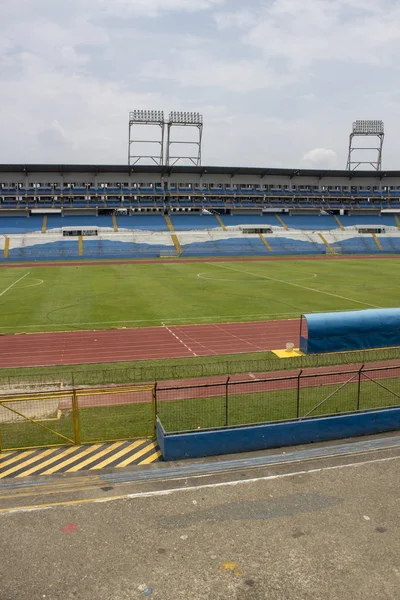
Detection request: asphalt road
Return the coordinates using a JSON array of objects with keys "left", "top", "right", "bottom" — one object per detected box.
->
[{"left": 1, "top": 435, "right": 399, "bottom": 600}]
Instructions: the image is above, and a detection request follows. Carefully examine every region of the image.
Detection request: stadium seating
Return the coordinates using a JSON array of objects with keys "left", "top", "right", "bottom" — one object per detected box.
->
[
  {"left": 222, "top": 215, "right": 275, "bottom": 227},
  {"left": 339, "top": 215, "right": 397, "bottom": 228},
  {"left": 281, "top": 215, "right": 337, "bottom": 230},
  {"left": 117, "top": 215, "right": 167, "bottom": 230},
  {"left": 47, "top": 215, "right": 114, "bottom": 230},
  {"left": 169, "top": 214, "right": 218, "bottom": 230},
  {"left": 0, "top": 216, "right": 43, "bottom": 233}
]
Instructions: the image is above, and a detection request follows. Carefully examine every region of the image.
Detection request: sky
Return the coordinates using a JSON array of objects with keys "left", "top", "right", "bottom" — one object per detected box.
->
[{"left": 1, "top": 0, "right": 400, "bottom": 169}]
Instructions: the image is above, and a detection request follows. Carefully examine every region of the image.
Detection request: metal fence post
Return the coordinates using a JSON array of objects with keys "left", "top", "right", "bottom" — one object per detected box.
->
[
  {"left": 296, "top": 370, "right": 303, "bottom": 419},
  {"left": 153, "top": 382, "right": 158, "bottom": 433},
  {"left": 72, "top": 389, "right": 81, "bottom": 445},
  {"left": 357, "top": 364, "right": 364, "bottom": 411},
  {"left": 225, "top": 376, "right": 230, "bottom": 427}
]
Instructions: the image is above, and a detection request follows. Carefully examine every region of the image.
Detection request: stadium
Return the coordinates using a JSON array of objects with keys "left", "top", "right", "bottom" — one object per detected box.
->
[{"left": 1, "top": 114, "right": 400, "bottom": 468}]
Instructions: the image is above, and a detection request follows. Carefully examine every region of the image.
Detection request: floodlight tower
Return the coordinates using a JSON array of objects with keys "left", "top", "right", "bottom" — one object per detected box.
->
[
  {"left": 346, "top": 119, "right": 384, "bottom": 171},
  {"left": 166, "top": 111, "right": 203, "bottom": 167},
  {"left": 128, "top": 110, "right": 165, "bottom": 166}
]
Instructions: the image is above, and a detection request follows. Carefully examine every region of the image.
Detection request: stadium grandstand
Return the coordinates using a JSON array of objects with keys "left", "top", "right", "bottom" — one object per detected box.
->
[{"left": 1, "top": 164, "right": 400, "bottom": 260}]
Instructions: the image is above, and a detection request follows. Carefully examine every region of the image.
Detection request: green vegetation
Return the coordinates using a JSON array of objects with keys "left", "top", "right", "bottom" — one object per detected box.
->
[{"left": 1, "top": 258, "right": 400, "bottom": 333}]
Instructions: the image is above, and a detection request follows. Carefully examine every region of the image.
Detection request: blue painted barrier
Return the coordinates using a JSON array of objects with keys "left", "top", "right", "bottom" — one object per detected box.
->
[{"left": 156, "top": 407, "right": 400, "bottom": 461}]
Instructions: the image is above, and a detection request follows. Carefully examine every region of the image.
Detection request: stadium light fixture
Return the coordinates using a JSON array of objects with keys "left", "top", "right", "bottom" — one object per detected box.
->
[
  {"left": 346, "top": 119, "right": 385, "bottom": 171},
  {"left": 169, "top": 111, "right": 203, "bottom": 125},
  {"left": 128, "top": 110, "right": 165, "bottom": 165},
  {"left": 129, "top": 110, "right": 164, "bottom": 123},
  {"left": 352, "top": 120, "right": 384, "bottom": 135}
]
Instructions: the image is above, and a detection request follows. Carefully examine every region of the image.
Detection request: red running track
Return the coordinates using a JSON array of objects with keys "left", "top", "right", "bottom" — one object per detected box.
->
[{"left": 0, "top": 319, "right": 299, "bottom": 368}]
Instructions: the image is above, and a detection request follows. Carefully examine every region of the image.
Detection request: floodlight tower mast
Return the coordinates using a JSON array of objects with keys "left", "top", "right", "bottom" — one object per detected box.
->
[
  {"left": 166, "top": 112, "right": 203, "bottom": 167},
  {"left": 128, "top": 110, "right": 165, "bottom": 166},
  {"left": 346, "top": 119, "right": 384, "bottom": 171}
]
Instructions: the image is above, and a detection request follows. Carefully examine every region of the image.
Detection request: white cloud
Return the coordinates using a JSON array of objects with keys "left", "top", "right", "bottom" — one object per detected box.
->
[
  {"left": 302, "top": 148, "right": 338, "bottom": 168},
  {"left": 1, "top": 0, "right": 400, "bottom": 168},
  {"left": 97, "top": 0, "right": 226, "bottom": 17}
]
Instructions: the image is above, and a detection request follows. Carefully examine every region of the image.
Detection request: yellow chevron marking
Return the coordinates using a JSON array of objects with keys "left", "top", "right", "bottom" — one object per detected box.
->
[
  {"left": 164, "top": 214, "right": 174, "bottom": 231},
  {"left": 66, "top": 441, "right": 125, "bottom": 473},
  {"left": 78, "top": 235, "right": 83, "bottom": 256},
  {"left": 0, "top": 449, "right": 36, "bottom": 470},
  {"left": 114, "top": 441, "right": 158, "bottom": 468},
  {"left": 333, "top": 214, "right": 345, "bottom": 230},
  {"left": 90, "top": 440, "right": 144, "bottom": 470},
  {"left": 4, "top": 237, "right": 10, "bottom": 258},
  {"left": 42, "top": 215, "right": 47, "bottom": 233},
  {"left": 215, "top": 213, "right": 226, "bottom": 230},
  {"left": 171, "top": 233, "right": 182, "bottom": 255},
  {"left": 112, "top": 214, "right": 118, "bottom": 232},
  {"left": 41, "top": 444, "right": 103, "bottom": 475},
  {"left": 259, "top": 233, "right": 272, "bottom": 251},
  {"left": 318, "top": 232, "right": 334, "bottom": 253},
  {"left": 275, "top": 214, "right": 288, "bottom": 230},
  {"left": 15, "top": 446, "right": 79, "bottom": 478},
  {"left": 395, "top": 214, "right": 400, "bottom": 230},
  {"left": 371, "top": 233, "right": 382, "bottom": 251},
  {"left": 0, "top": 448, "right": 58, "bottom": 479},
  {"left": 139, "top": 449, "right": 162, "bottom": 464}
]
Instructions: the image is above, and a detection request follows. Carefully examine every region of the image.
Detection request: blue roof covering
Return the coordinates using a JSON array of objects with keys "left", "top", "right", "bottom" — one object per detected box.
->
[{"left": 300, "top": 308, "right": 400, "bottom": 353}]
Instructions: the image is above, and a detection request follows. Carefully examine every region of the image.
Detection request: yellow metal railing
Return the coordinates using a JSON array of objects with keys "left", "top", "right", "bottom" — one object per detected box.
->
[
  {"left": 112, "top": 214, "right": 118, "bottom": 232},
  {"left": 42, "top": 215, "right": 47, "bottom": 233},
  {"left": 0, "top": 385, "right": 156, "bottom": 452},
  {"left": 215, "top": 213, "right": 226, "bottom": 230},
  {"left": 78, "top": 235, "right": 83, "bottom": 256},
  {"left": 4, "top": 237, "right": 10, "bottom": 258},
  {"left": 259, "top": 233, "right": 272, "bottom": 251},
  {"left": 171, "top": 234, "right": 182, "bottom": 255},
  {"left": 333, "top": 214, "right": 345, "bottom": 230},
  {"left": 164, "top": 214, "right": 174, "bottom": 231},
  {"left": 371, "top": 233, "right": 382, "bottom": 251},
  {"left": 318, "top": 233, "right": 334, "bottom": 253},
  {"left": 275, "top": 214, "right": 288, "bottom": 230}
]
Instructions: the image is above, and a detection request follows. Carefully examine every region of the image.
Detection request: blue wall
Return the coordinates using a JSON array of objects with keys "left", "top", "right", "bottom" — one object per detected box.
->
[{"left": 157, "top": 407, "right": 400, "bottom": 460}]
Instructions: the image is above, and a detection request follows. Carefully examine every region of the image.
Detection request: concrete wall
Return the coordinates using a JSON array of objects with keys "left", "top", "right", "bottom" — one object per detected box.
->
[{"left": 157, "top": 407, "right": 400, "bottom": 460}]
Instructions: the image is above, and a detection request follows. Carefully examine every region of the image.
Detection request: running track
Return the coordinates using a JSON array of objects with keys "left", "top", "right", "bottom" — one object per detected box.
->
[{"left": 0, "top": 319, "right": 299, "bottom": 368}]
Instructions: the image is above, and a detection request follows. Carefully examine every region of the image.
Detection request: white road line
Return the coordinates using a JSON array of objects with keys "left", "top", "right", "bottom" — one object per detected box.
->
[
  {"left": 161, "top": 322, "right": 198, "bottom": 357},
  {"left": 210, "top": 263, "right": 381, "bottom": 309},
  {"left": 0, "top": 272, "right": 30, "bottom": 298},
  {"left": 1, "top": 454, "right": 399, "bottom": 515}
]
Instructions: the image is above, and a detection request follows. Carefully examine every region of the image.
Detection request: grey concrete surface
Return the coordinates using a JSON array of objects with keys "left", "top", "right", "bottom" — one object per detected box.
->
[{"left": 0, "top": 440, "right": 399, "bottom": 600}]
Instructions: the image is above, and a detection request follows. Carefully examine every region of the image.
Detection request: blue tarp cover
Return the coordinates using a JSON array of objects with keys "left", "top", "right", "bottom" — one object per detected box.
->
[{"left": 300, "top": 308, "right": 400, "bottom": 354}]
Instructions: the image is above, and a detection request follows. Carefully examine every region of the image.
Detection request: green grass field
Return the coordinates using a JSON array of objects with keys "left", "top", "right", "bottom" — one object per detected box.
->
[{"left": 0, "top": 258, "right": 399, "bottom": 334}]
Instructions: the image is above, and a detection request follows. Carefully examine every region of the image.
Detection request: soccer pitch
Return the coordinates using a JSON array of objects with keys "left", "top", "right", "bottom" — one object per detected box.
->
[{"left": 0, "top": 257, "right": 399, "bottom": 334}]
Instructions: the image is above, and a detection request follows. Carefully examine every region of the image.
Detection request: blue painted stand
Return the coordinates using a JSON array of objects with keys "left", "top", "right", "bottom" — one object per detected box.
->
[{"left": 157, "top": 407, "right": 400, "bottom": 461}]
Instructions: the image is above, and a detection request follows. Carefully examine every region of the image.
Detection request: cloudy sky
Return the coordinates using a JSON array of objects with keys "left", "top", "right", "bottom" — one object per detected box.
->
[{"left": 1, "top": 0, "right": 400, "bottom": 169}]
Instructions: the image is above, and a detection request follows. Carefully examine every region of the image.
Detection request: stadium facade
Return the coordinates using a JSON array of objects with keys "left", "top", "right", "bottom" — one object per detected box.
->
[{"left": 1, "top": 164, "right": 400, "bottom": 261}]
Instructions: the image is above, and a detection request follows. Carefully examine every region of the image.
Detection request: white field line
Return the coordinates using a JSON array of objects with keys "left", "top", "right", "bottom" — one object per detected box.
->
[
  {"left": 0, "top": 272, "right": 30, "bottom": 298},
  {"left": 1, "top": 454, "right": 399, "bottom": 515},
  {"left": 161, "top": 321, "right": 198, "bottom": 357},
  {"left": 0, "top": 313, "right": 303, "bottom": 330},
  {"left": 210, "top": 263, "right": 381, "bottom": 309},
  {"left": 0, "top": 306, "right": 376, "bottom": 331}
]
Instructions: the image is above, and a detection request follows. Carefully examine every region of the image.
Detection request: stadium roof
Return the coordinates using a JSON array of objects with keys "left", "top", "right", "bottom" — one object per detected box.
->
[{"left": 0, "top": 164, "right": 399, "bottom": 178}]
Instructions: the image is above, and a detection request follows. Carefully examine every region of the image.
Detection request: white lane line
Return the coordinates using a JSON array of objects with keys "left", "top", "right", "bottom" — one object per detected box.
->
[
  {"left": 161, "top": 322, "right": 198, "bottom": 357},
  {"left": 210, "top": 263, "right": 381, "bottom": 309},
  {"left": 0, "top": 272, "right": 30, "bottom": 298},
  {"left": 1, "top": 454, "right": 399, "bottom": 515}
]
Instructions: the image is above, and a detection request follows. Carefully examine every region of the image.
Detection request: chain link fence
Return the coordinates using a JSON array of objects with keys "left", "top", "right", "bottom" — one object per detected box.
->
[{"left": 157, "top": 365, "right": 400, "bottom": 434}]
